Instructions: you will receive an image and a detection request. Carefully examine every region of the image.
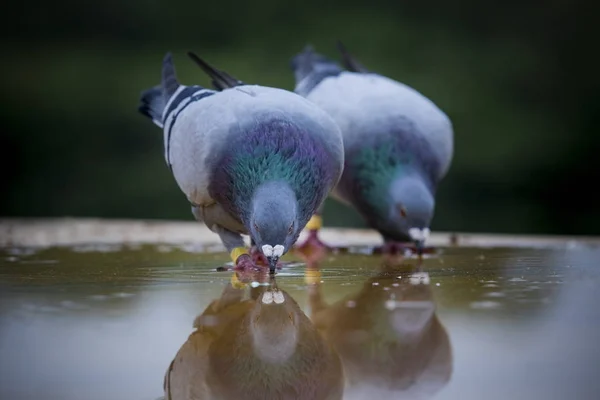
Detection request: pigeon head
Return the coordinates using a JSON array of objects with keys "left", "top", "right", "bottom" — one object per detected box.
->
[
  {"left": 249, "top": 181, "right": 302, "bottom": 272},
  {"left": 389, "top": 174, "right": 435, "bottom": 251}
]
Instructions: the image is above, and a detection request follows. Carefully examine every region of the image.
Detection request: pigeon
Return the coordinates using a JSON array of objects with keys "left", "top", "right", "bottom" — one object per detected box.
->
[
  {"left": 290, "top": 42, "right": 454, "bottom": 255},
  {"left": 164, "top": 276, "right": 344, "bottom": 400},
  {"left": 138, "top": 52, "right": 344, "bottom": 273}
]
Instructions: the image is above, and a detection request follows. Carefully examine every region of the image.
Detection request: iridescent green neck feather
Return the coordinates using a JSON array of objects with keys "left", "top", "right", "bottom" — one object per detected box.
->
[{"left": 209, "top": 118, "right": 336, "bottom": 228}]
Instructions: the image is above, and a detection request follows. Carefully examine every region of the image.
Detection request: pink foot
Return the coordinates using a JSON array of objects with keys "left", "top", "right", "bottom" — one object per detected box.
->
[
  {"left": 215, "top": 253, "right": 264, "bottom": 273},
  {"left": 296, "top": 230, "right": 333, "bottom": 252},
  {"left": 294, "top": 230, "right": 331, "bottom": 263},
  {"left": 234, "top": 254, "right": 259, "bottom": 270},
  {"left": 250, "top": 246, "right": 269, "bottom": 266},
  {"left": 249, "top": 247, "right": 285, "bottom": 271},
  {"left": 232, "top": 254, "right": 271, "bottom": 284}
]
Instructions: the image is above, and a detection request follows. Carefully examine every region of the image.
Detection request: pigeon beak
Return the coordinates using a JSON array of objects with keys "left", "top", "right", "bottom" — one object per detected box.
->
[
  {"left": 267, "top": 256, "right": 279, "bottom": 275},
  {"left": 262, "top": 244, "right": 284, "bottom": 275}
]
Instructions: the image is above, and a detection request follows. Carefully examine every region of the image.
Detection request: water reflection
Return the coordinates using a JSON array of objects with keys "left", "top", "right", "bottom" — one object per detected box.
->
[
  {"left": 164, "top": 254, "right": 453, "bottom": 400},
  {"left": 306, "top": 255, "right": 453, "bottom": 400},
  {"left": 2, "top": 245, "right": 599, "bottom": 400},
  {"left": 164, "top": 269, "right": 344, "bottom": 400}
]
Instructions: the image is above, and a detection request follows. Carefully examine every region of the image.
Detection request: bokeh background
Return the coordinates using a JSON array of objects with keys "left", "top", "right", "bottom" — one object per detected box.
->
[{"left": 2, "top": 1, "right": 598, "bottom": 235}]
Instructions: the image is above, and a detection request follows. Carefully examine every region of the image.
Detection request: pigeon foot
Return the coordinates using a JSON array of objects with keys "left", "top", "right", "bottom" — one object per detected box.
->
[
  {"left": 249, "top": 246, "right": 269, "bottom": 266},
  {"left": 295, "top": 230, "right": 330, "bottom": 264},
  {"left": 249, "top": 246, "right": 285, "bottom": 270},
  {"left": 296, "top": 229, "right": 333, "bottom": 252}
]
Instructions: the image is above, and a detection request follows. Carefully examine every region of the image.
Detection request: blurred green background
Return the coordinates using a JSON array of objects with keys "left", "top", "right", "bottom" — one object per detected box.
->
[{"left": 1, "top": 1, "right": 598, "bottom": 235}]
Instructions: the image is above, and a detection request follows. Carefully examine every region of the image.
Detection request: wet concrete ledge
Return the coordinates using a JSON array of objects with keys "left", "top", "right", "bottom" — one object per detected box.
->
[{"left": 1, "top": 218, "right": 599, "bottom": 249}]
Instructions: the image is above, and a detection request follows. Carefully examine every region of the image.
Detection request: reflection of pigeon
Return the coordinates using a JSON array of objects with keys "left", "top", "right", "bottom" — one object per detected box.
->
[
  {"left": 291, "top": 43, "right": 453, "bottom": 254},
  {"left": 308, "top": 262, "right": 452, "bottom": 399},
  {"left": 138, "top": 52, "right": 343, "bottom": 273},
  {"left": 164, "top": 280, "right": 344, "bottom": 400}
]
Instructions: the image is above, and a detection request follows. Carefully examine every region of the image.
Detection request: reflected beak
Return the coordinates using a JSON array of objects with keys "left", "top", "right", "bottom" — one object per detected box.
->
[{"left": 267, "top": 256, "right": 279, "bottom": 274}]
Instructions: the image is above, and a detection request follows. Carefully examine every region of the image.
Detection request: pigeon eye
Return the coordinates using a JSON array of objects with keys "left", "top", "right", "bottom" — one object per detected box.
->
[
  {"left": 288, "top": 222, "right": 294, "bottom": 234},
  {"left": 399, "top": 207, "right": 408, "bottom": 218},
  {"left": 254, "top": 222, "right": 260, "bottom": 232}
]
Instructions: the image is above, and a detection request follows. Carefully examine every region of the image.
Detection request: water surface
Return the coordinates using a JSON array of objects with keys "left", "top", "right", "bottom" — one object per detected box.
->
[{"left": 1, "top": 242, "right": 599, "bottom": 400}]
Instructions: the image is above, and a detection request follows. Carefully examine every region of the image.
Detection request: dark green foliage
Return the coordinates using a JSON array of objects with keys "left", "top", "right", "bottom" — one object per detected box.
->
[{"left": 2, "top": 0, "right": 599, "bottom": 235}]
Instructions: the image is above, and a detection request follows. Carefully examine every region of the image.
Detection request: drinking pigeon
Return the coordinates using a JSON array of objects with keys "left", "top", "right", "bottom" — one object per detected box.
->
[
  {"left": 290, "top": 42, "right": 453, "bottom": 255},
  {"left": 138, "top": 51, "right": 344, "bottom": 273}
]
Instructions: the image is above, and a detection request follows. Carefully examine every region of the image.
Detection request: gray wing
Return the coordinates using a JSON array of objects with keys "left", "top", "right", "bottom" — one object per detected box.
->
[
  {"left": 290, "top": 45, "right": 452, "bottom": 180},
  {"left": 335, "top": 40, "right": 370, "bottom": 73},
  {"left": 187, "top": 51, "right": 245, "bottom": 90},
  {"left": 301, "top": 72, "right": 453, "bottom": 181}
]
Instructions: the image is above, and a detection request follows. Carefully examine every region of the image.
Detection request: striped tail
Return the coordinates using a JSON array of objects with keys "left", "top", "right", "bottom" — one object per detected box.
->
[
  {"left": 289, "top": 45, "right": 344, "bottom": 97},
  {"left": 138, "top": 53, "right": 181, "bottom": 128}
]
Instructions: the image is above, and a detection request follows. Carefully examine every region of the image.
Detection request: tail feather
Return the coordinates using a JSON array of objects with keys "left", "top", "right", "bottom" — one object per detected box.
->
[
  {"left": 138, "top": 85, "right": 167, "bottom": 128},
  {"left": 289, "top": 45, "right": 343, "bottom": 96},
  {"left": 335, "top": 40, "right": 369, "bottom": 73},
  {"left": 138, "top": 52, "right": 182, "bottom": 128},
  {"left": 187, "top": 51, "right": 244, "bottom": 91},
  {"left": 161, "top": 52, "right": 180, "bottom": 98}
]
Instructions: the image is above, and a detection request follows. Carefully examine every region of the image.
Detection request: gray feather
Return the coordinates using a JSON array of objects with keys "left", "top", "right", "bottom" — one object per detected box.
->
[
  {"left": 292, "top": 44, "right": 453, "bottom": 244},
  {"left": 140, "top": 54, "right": 344, "bottom": 267},
  {"left": 290, "top": 45, "right": 344, "bottom": 97},
  {"left": 187, "top": 51, "right": 244, "bottom": 91},
  {"left": 138, "top": 52, "right": 182, "bottom": 128},
  {"left": 336, "top": 40, "right": 369, "bottom": 73},
  {"left": 161, "top": 52, "right": 180, "bottom": 97},
  {"left": 138, "top": 85, "right": 166, "bottom": 128}
]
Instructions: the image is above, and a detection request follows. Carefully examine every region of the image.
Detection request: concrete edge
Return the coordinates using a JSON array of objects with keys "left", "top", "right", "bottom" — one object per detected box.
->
[{"left": 1, "top": 218, "right": 599, "bottom": 249}]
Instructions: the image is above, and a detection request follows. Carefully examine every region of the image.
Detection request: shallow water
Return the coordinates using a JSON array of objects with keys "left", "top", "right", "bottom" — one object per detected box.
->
[{"left": 1, "top": 242, "right": 600, "bottom": 400}]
